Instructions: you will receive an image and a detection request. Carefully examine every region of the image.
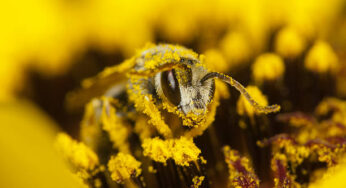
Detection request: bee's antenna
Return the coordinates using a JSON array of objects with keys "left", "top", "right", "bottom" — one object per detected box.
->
[{"left": 201, "top": 72, "right": 280, "bottom": 114}]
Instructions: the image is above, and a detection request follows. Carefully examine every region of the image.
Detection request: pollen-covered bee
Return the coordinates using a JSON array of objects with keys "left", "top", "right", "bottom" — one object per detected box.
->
[{"left": 67, "top": 44, "right": 280, "bottom": 145}]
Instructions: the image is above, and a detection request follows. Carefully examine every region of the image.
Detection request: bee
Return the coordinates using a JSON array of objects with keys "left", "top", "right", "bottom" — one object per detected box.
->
[{"left": 67, "top": 43, "right": 280, "bottom": 141}]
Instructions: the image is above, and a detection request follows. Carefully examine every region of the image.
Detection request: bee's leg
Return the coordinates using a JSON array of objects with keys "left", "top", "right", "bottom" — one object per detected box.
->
[
  {"left": 127, "top": 78, "right": 173, "bottom": 138},
  {"left": 80, "top": 98, "right": 112, "bottom": 163},
  {"left": 80, "top": 97, "right": 131, "bottom": 162},
  {"left": 99, "top": 97, "right": 132, "bottom": 154}
]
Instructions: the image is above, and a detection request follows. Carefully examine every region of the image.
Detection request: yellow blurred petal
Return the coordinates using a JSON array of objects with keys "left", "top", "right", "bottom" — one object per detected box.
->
[
  {"left": 0, "top": 101, "right": 86, "bottom": 188},
  {"left": 55, "top": 133, "right": 99, "bottom": 171},
  {"left": 309, "top": 161, "right": 346, "bottom": 188}
]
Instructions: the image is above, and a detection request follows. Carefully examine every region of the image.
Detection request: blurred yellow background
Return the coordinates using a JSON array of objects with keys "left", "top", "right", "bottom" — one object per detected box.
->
[
  {"left": 1, "top": 0, "right": 345, "bottom": 101},
  {"left": 0, "top": 0, "right": 346, "bottom": 187}
]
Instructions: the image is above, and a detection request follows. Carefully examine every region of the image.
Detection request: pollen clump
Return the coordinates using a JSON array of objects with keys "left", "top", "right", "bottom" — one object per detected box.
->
[
  {"left": 275, "top": 27, "right": 306, "bottom": 58},
  {"left": 169, "top": 136, "right": 201, "bottom": 166},
  {"left": 161, "top": 99, "right": 207, "bottom": 129},
  {"left": 252, "top": 53, "right": 285, "bottom": 83},
  {"left": 304, "top": 40, "right": 339, "bottom": 74},
  {"left": 142, "top": 137, "right": 171, "bottom": 164},
  {"left": 237, "top": 85, "right": 269, "bottom": 117},
  {"left": 55, "top": 133, "right": 99, "bottom": 171},
  {"left": 192, "top": 176, "right": 205, "bottom": 188},
  {"left": 108, "top": 153, "right": 142, "bottom": 183},
  {"left": 142, "top": 137, "right": 201, "bottom": 166}
]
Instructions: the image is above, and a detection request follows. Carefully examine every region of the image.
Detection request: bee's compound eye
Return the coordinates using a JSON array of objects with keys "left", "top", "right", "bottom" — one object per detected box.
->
[{"left": 161, "top": 70, "right": 181, "bottom": 106}]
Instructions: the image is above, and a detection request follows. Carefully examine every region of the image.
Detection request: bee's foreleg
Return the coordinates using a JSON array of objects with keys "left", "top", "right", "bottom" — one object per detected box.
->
[
  {"left": 80, "top": 98, "right": 109, "bottom": 157},
  {"left": 80, "top": 97, "right": 131, "bottom": 160}
]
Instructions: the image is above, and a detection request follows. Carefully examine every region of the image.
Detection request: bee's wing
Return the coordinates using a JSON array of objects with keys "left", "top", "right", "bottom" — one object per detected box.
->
[{"left": 65, "top": 58, "right": 136, "bottom": 112}]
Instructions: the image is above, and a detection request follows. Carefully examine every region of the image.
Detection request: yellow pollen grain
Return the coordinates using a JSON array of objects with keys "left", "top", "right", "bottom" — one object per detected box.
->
[
  {"left": 148, "top": 166, "right": 157, "bottom": 173},
  {"left": 142, "top": 137, "right": 201, "bottom": 166},
  {"left": 169, "top": 137, "right": 201, "bottom": 166},
  {"left": 55, "top": 133, "right": 99, "bottom": 171},
  {"left": 192, "top": 176, "right": 205, "bottom": 188},
  {"left": 142, "top": 137, "right": 171, "bottom": 164},
  {"left": 108, "top": 153, "right": 142, "bottom": 184}
]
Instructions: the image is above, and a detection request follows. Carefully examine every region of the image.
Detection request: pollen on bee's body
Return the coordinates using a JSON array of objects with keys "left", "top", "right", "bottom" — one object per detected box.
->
[
  {"left": 55, "top": 133, "right": 100, "bottom": 171},
  {"left": 142, "top": 136, "right": 201, "bottom": 166},
  {"left": 108, "top": 153, "right": 142, "bottom": 183}
]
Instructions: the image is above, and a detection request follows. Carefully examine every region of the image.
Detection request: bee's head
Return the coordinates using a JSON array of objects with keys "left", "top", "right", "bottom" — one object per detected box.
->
[
  {"left": 155, "top": 58, "right": 215, "bottom": 116},
  {"left": 155, "top": 57, "right": 280, "bottom": 119}
]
